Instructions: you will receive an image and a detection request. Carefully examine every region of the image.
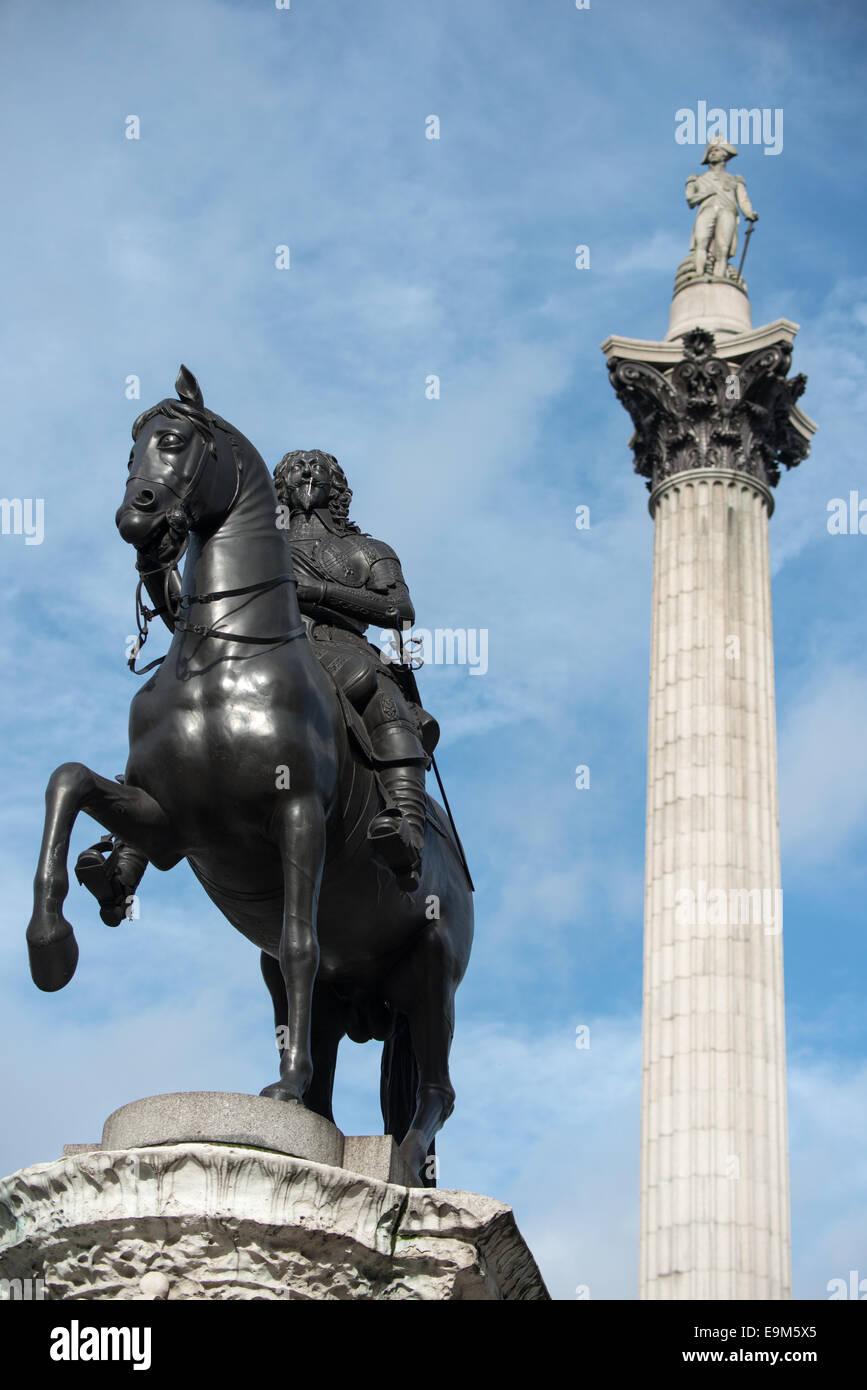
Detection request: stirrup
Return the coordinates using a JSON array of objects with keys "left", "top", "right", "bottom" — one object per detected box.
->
[
  {"left": 74, "top": 836, "right": 127, "bottom": 927},
  {"left": 367, "top": 809, "right": 422, "bottom": 891}
]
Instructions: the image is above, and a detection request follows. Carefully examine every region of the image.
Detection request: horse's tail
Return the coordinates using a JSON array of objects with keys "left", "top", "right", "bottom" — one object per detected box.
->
[{"left": 380, "top": 1012, "right": 436, "bottom": 1187}]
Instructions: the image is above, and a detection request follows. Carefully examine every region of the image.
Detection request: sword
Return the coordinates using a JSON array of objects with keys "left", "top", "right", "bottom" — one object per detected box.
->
[
  {"left": 736, "top": 220, "right": 756, "bottom": 282},
  {"left": 396, "top": 628, "right": 475, "bottom": 893}
]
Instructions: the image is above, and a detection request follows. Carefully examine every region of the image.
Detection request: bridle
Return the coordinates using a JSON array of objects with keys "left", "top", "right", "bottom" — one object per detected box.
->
[
  {"left": 127, "top": 418, "right": 305, "bottom": 675},
  {"left": 129, "top": 566, "right": 305, "bottom": 675}
]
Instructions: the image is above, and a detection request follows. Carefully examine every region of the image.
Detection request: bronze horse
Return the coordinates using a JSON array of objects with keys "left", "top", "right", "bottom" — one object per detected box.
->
[{"left": 26, "top": 370, "right": 473, "bottom": 1184}]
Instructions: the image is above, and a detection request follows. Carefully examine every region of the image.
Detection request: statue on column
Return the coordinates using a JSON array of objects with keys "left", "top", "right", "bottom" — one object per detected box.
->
[{"left": 685, "top": 137, "right": 758, "bottom": 280}]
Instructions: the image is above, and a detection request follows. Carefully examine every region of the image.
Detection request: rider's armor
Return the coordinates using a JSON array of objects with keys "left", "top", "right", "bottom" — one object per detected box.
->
[{"left": 286, "top": 501, "right": 436, "bottom": 892}]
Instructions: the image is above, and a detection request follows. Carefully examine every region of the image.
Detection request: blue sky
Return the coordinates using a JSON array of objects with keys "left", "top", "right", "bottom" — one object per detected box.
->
[{"left": 1, "top": 0, "right": 866, "bottom": 1299}]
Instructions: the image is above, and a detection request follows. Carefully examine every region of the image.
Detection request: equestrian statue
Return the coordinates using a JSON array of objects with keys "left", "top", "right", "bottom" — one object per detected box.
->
[{"left": 26, "top": 368, "right": 474, "bottom": 1185}]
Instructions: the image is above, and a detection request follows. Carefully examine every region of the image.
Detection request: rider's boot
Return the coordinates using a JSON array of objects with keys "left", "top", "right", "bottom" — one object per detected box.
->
[
  {"left": 74, "top": 837, "right": 148, "bottom": 926},
  {"left": 368, "top": 761, "right": 427, "bottom": 892},
  {"left": 363, "top": 692, "right": 428, "bottom": 892}
]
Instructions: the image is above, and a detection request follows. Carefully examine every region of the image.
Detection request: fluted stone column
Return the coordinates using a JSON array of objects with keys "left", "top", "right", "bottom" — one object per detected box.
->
[{"left": 603, "top": 322, "right": 816, "bottom": 1299}]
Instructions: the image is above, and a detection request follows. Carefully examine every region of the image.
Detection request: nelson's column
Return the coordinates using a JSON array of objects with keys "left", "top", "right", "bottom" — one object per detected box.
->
[{"left": 602, "top": 138, "right": 817, "bottom": 1300}]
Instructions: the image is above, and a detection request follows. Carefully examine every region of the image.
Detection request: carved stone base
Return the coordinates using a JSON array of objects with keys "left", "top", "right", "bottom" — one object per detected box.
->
[
  {"left": 672, "top": 251, "right": 746, "bottom": 298},
  {"left": 0, "top": 1143, "right": 549, "bottom": 1300}
]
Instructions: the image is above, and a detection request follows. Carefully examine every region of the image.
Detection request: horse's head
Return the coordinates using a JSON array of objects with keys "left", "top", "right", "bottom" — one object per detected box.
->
[{"left": 116, "top": 365, "right": 241, "bottom": 561}]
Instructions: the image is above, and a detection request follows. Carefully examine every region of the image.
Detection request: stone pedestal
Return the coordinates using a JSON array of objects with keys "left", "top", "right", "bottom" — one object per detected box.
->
[
  {"left": 602, "top": 321, "right": 816, "bottom": 1299},
  {"left": 667, "top": 277, "right": 751, "bottom": 341},
  {"left": 0, "top": 1093, "right": 548, "bottom": 1301}
]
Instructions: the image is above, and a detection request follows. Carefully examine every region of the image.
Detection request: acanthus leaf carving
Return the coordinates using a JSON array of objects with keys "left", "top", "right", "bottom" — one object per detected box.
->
[{"left": 609, "top": 328, "right": 811, "bottom": 492}]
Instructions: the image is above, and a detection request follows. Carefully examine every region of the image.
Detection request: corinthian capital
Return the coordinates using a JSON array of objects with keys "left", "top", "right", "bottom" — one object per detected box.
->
[{"left": 608, "top": 328, "right": 810, "bottom": 493}]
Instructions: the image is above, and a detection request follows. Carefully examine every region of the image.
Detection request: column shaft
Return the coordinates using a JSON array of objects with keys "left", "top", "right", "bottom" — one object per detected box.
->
[{"left": 640, "top": 469, "right": 791, "bottom": 1300}]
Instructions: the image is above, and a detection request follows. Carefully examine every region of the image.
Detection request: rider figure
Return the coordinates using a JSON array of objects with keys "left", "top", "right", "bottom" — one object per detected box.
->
[{"left": 274, "top": 449, "right": 436, "bottom": 892}]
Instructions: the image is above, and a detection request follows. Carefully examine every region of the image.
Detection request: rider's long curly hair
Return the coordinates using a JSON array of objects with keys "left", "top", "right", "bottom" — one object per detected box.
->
[{"left": 273, "top": 450, "right": 361, "bottom": 534}]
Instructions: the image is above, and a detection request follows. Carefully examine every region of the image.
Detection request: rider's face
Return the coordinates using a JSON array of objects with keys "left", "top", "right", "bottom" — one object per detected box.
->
[{"left": 287, "top": 456, "right": 332, "bottom": 513}]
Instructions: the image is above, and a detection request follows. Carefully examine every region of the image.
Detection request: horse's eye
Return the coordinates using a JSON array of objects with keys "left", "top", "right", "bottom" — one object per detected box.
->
[{"left": 160, "top": 432, "right": 184, "bottom": 449}]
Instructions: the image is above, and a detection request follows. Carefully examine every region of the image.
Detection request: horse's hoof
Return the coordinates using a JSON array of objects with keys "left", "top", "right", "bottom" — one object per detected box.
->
[
  {"left": 26, "top": 921, "right": 79, "bottom": 992},
  {"left": 259, "top": 1081, "right": 305, "bottom": 1104}
]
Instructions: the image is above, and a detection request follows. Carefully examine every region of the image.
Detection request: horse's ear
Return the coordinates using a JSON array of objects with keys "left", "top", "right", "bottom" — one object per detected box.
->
[{"left": 176, "top": 364, "right": 204, "bottom": 409}]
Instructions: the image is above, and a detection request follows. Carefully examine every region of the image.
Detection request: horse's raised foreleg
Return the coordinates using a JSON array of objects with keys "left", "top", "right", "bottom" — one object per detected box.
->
[
  {"left": 27, "top": 762, "right": 176, "bottom": 992},
  {"left": 386, "top": 919, "right": 458, "bottom": 1186},
  {"left": 259, "top": 798, "right": 326, "bottom": 1104}
]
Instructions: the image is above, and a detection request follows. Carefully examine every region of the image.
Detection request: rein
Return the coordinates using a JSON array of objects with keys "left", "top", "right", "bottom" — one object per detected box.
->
[{"left": 129, "top": 569, "right": 304, "bottom": 675}]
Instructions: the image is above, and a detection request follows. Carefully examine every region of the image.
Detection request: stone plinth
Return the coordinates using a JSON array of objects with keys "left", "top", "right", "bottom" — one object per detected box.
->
[
  {"left": 667, "top": 277, "right": 751, "bottom": 341},
  {"left": 0, "top": 1092, "right": 549, "bottom": 1300},
  {"left": 0, "top": 1145, "right": 549, "bottom": 1300},
  {"left": 63, "top": 1090, "right": 416, "bottom": 1187},
  {"left": 102, "top": 1091, "right": 345, "bottom": 1168}
]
